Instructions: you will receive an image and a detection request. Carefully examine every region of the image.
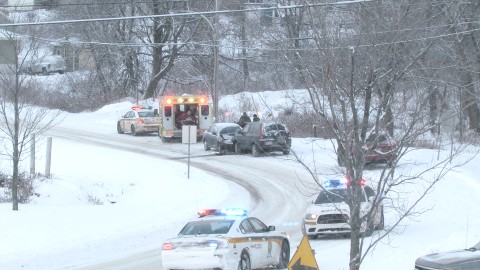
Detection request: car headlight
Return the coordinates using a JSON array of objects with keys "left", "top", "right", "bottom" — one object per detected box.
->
[{"left": 304, "top": 213, "right": 318, "bottom": 220}]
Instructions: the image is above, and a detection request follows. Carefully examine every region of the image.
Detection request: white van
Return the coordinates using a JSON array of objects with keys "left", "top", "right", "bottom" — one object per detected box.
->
[{"left": 29, "top": 55, "right": 66, "bottom": 75}]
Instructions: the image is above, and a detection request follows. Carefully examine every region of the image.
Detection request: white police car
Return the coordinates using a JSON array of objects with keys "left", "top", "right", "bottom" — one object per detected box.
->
[
  {"left": 302, "top": 178, "right": 384, "bottom": 239},
  {"left": 161, "top": 208, "right": 290, "bottom": 270},
  {"left": 117, "top": 105, "right": 159, "bottom": 136}
]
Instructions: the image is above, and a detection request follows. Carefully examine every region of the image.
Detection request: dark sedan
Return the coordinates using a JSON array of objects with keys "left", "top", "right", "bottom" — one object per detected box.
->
[
  {"left": 415, "top": 241, "right": 480, "bottom": 270},
  {"left": 202, "top": 123, "right": 242, "bottom": 155}
]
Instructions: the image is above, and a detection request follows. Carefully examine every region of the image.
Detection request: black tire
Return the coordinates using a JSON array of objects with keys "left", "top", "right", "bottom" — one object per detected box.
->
[
  {"left": 237, "top": 251, "right": 251, "bottom": 270},
  {"left": 58, "top": 70, "right": 64, "bottom": 74},
  {"left": 275, "top": 240, "right": 290, "bottom": 269},
  {"left": 219, "top": 146, "right": 226, "bottom": 155},
  {"left": 131, "top": 125, "right": 138, "bottom": 136},
  {"left": 42, "top": 67, "right": 48, "bottom": 75},
  {"left": 203, "top": 140, "right": 210, "bottom": 151},
  {"left": 282, "top": 147, "right": 290, "bottom": 155},
  {"left": 117, "top": 122, "right": 124, "bottom": 134},
  {"left": 251, "top": 144, "right": 260, "bottom": 157},
  {"left": 307, "top": 234, "right": 317, "bottom": 240}
]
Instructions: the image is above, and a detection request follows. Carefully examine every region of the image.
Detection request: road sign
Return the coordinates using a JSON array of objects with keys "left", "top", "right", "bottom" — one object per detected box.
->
[{"left": 288, "top": 235, "right": 319, "bottom": 270}]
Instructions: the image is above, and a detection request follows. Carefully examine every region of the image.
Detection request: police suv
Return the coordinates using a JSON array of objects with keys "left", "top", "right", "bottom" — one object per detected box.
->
[{"left": 302, "top": 179, "right": 384, "bottom": 239}]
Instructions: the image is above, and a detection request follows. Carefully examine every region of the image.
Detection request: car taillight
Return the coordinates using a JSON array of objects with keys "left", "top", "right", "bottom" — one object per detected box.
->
[
  {"left": 162, "top": 243, "right": 173, "bottom": 250},
  {"left": 137, "top": 118, "right": 145, "bottom": 124}
]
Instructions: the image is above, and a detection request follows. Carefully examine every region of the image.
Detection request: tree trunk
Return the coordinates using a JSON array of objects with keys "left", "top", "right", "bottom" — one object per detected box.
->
[{"left": 455, "top": 40, "right": 480, "bottom": 132}]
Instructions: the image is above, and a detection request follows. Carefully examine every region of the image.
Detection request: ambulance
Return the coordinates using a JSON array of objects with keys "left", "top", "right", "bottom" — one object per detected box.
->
[{"left": 158, "top": 94, "right": 213, "bottom": 142}]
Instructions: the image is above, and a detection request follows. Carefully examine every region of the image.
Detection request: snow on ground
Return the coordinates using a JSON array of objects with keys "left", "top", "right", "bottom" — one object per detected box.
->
[{"left": 0, "top": 90, "right": 479, "bottom": 270}]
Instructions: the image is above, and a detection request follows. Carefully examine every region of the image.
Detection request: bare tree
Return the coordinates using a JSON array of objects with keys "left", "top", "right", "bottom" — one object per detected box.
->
[
  {"left": 284, "top": 1, "right": 477, "bottom": 270},
  {"left": 0, "top": 29, "right": 61, "bottom": 211}
]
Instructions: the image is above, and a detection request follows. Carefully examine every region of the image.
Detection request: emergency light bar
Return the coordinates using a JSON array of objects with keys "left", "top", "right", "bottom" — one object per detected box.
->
[
  {"left": 162, "top": 96, "right": 208, "bottom": 105},
  {"left": 198, "top": 208, "right": 247, "bottom": 218},
  {"left": 323, "top": 177, "right": 366, "bottom": 189},
  {"left": 132, "top": 105, "right": 153, "bottom": 110}
]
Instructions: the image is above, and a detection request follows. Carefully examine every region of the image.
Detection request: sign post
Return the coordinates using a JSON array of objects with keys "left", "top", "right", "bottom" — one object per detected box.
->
[
  {"left": 182, "top": 125, "right": 197, "bottom": 179},
  {"left": 288, "top": 235, "right": 319, "bottom": 270}
]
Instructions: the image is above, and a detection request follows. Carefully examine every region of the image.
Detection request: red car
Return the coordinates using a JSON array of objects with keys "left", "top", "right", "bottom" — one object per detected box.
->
[
  {"left": 364, "top": 132, "right": 397, "bottom": 165},
  {"left": 337, "top": 131, "right": 397, "bottom": 167}
]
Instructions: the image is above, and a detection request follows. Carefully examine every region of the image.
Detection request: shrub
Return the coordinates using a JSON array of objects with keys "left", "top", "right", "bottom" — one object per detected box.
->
[{"left": 0, "top": 172, "right": 39, "bottom": 204}]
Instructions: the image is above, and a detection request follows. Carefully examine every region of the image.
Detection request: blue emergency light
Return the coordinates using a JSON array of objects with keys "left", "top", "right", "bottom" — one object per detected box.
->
[{"left": 198, "top": 208, "right": 247, "bottom": 218}]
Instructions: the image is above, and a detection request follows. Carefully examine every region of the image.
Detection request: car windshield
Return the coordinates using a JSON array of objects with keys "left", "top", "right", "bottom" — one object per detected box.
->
[
  {"left": 179, "top": 220, "right": 235, "bottom": 235},
  {"left": 314, "top": 188, "right": 366, "bottom": 204},
  {"left": 138, "top": 111, "right": 155, "bottom": 117},
  {"left": 220, "top": 126, "right": 241, "bottom": 135}
]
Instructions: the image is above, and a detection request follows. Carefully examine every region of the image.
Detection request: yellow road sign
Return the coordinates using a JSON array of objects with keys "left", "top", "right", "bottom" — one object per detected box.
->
[{"left": 288, "top": 235, "right": 319, "bottom": 270}]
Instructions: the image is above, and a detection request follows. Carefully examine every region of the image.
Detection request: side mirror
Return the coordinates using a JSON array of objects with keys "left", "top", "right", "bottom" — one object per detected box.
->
[{"left": 268, "top": 225, "right": 276, "bottom": 231}]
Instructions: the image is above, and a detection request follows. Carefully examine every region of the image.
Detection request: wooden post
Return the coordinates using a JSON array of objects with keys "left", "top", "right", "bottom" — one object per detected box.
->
[
  {"left": 30, "top": 133, "right": 35, "bottom": 175},
  {"left": 45, "top": 137, "right": 52, "bottom": 178}
]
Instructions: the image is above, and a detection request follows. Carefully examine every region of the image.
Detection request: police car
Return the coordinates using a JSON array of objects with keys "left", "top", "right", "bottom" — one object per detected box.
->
[
  {"left": 302, "top": 178, "right": 384, "bottom": 239},
  {"left": 116, "top": 105, "right": 160, "bottom": 136},
  {"left": 161, "top": 208, "right": 290, "bottom": 270}
]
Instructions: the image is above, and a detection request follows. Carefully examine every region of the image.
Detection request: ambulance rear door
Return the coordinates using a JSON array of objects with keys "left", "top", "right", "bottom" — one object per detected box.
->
[
  {"left": 162, "top": 104, "right": 174, "bottom": 131},
  {"left": 198, "top": 104, "right": 211, "bottom": 130}
]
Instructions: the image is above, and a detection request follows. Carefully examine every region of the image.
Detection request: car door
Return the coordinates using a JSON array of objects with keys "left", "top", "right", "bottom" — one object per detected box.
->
[
  {"left": 364, "top": 186, "right": 381, "bottom": 223},
  {"left": 124, "top": 111, "right": 136, "bottom": 131},
  {"left": 120, "top": 111, "right": 132, "bottom": 131},
  {"left": 246, "top": 217, "right": 272, "bottom": 268},
  {"left": 206, "top": 125, "right": 217, "bottom": 149},
  {"left": 238, "top": 219, "right": 257, "bottom": 264},
  {"left": 236, "top": 123, "right": 251, "bottom": 150}
]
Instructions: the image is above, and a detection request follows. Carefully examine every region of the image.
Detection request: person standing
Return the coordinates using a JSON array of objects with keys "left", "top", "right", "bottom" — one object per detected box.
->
[
  {"left": 238, "top": 112, "right": 251, "bottom": 127},
  {"left": 253, "top": 114, "right": 260, "bottom": 122}
]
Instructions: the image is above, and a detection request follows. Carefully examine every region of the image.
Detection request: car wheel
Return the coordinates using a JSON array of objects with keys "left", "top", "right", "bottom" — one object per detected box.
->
[
  {"left": 131, "top": 125, "right": 138, "bottom": 136},
  {"left": 282, "top": 147, "right": 290, "bottom": 155},
  {"left": 307, "top": 234, "right": 317, "bottom": 240},
  {"left": 42, "top": 67, "right": 48, "bottom": 75},
  {"left": 275, "top": 240, "right": 290, "bottom": 269},
  {"left": 117, "top": 122, "right": 124, "bottom": 134},
  {"left": 219, "top": 146, "right": 226, "bottom": 155},
  {"left": 251, "top": 144, "right": 260, "bottom": 157},
  {"left": 161, "top": 136, "right": 171, "bottom": 143},
  {"left": 203, "top": 140, "right": 210, "bottom": 151},
  {"left": 58, "top": 70, "right": 65, "bottom": 74},
  {"left": 234, "top": 143, "right": 241, "bottom": 154},
  {"left": 237, "top": 251, "right": 251, "bottom": 270}
]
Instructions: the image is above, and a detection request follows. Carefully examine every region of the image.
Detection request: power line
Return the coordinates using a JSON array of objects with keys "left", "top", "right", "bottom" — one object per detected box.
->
[{"left": 0, "top": 0, "right": 372, "bottom": 27}]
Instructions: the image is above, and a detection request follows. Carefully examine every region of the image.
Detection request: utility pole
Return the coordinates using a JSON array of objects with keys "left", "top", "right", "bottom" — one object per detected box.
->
[{"left": 212, "top": 0, "right": 219, "bottom": 120}]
